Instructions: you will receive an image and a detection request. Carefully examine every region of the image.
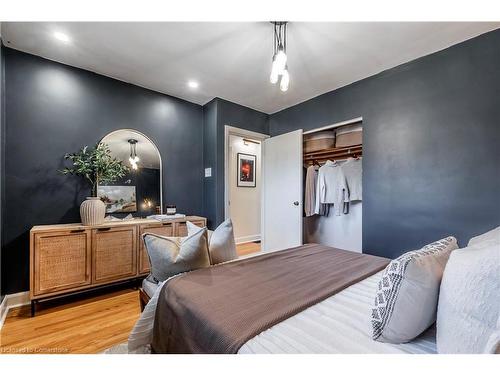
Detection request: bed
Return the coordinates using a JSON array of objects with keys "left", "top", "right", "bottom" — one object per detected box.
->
[{"left": 128, "top": 244, "right": 437, "bottom": 354}]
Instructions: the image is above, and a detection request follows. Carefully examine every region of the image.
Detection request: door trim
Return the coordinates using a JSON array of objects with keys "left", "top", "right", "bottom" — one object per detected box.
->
[{"left": 224, "top": 125, "right": 270, "bottom": 225}]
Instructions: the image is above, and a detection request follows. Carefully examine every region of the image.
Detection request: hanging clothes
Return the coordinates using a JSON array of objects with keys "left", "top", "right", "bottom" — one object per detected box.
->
[
  {"left": 315, "top": 160, "right": 349, "bottom": 216},
  {"left": 342, "top": 157, "right": 363, "bottom": 201},
  {"left": 305, "top": 165, "right": 327, "bottom": 217}
]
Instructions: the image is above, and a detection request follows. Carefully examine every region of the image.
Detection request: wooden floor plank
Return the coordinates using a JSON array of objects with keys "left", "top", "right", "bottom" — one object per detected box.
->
[{"left": 236, "top": 241, "right": 261, "bottom": 256}]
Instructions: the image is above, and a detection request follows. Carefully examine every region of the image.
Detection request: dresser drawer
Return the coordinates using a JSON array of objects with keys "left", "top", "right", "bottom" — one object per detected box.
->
[
  {"left": 92, "top": 225, "right": 137, "bottom": 284},
  {"left": 31, "top": 229, "right": 92, "bottom": 297}
]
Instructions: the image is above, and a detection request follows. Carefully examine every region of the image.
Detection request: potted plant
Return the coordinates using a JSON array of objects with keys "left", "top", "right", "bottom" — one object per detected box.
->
[{"left": 60, "top": 143, "right": 129, "bottom": 225}]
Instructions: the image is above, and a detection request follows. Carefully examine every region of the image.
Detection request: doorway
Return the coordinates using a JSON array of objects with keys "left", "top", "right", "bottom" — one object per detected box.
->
[{"left": 224, "top": 126, "right": 269, "bottom": 254}]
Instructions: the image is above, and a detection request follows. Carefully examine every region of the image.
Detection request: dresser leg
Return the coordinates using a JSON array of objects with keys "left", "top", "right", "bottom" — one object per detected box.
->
[{"left": 30, "top": 300, "right": 36, "bottom": 317}]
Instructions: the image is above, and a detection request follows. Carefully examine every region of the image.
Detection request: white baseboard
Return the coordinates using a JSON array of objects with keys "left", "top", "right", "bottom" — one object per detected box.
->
[
  {"left": 235, "top": 234, "right": 261, "bottom": 245},
  {"left": 0, "top": 291, "right": 30, "bottom": 331}
]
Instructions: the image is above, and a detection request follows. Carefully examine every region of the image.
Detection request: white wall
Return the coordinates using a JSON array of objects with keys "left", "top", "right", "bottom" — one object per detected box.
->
[
  {"left": 229, "top": 135, "right": 261, "bottom": 243},
  {"left": 304, "top": 199, "right": 362, "bottom": 252}
]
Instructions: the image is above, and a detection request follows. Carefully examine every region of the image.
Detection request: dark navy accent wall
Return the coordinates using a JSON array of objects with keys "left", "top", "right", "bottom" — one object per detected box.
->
[
  {"left": 202, "top": 98, "right": 269, "bottom": 229},
  {"left": 270, "top": 30, "right": 500, "bottom": 258},
  {"left": 202, "top": 99, "right": 218, "bottom": 227},
  {"left": 2, "top": 47, "right": 204, "bottom": 294},
  {"left": 0, "top": 43, "right": 5, "bottom": 301}
]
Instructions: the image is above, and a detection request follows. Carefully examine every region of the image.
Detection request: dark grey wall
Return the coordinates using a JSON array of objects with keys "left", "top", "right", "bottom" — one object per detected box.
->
[
  {"left": 2, "top": 47, "right": 204, "bottom": 294},
  {"left": 270, "top": 30, "right": 500, "bottom": 258},
  {"left": 202, "top": 98, "right": 269, "bottom": 228},
  {"left": 202, "top": 99, "right": 218, "bottom": 227},
  {"left": 0, "top": 42, "right": 5, "bottom": 301}
]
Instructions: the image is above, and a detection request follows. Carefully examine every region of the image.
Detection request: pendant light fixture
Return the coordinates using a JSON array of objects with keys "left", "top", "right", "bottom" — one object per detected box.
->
[
  {"left": 270, "top": 21, "right": 289, "bottom": 92},
  {"left": 128, "top": 139, "right": 139, "bottom": 170}
]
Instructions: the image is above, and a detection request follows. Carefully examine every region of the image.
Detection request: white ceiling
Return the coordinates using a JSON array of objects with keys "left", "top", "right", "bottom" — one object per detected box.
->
[{"left": 2, "top": 22, "right": 499, "bottom": 114}]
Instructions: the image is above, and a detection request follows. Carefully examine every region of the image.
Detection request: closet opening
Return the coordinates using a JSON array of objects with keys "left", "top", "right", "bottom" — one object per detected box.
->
[
  {"left": 303, "top": 117, "right": 363, "bottom": 252},
  {"left": 224, "top": 126, "right": 269, "bottom": 255}
]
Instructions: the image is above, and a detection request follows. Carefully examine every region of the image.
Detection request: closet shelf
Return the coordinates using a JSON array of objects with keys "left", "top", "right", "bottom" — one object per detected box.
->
[{"left": 304, "top": 144, "right": 362, "bottom": 164}]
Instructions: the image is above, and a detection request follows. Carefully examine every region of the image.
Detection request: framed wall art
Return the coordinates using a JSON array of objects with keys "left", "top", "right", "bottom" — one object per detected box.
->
[{"left": 237, "top": 153, "right": 256, "bottom": 187}]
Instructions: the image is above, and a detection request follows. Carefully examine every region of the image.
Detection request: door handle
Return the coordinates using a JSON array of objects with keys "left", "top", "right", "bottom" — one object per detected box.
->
[{"left": 293, "top": 201, "right": 300, "bottom": 206}]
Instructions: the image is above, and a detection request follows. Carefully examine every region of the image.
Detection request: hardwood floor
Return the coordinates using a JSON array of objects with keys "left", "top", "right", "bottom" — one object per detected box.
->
[
  {"left": 236, "top": 241, "right": 261, "bottom": 256},
  {"left": 0, "top": 287, "right": 140, "bottom": 354},
  {"left": 0, "top": 242, "right": 261, "bottom": 354}
]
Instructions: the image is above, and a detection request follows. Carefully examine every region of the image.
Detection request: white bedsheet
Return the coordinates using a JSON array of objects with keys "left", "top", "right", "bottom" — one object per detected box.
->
[
  {"left": 239, "top": 271, "right": 436, "bottom": 354},
  {"left": 128, "top": 269, "right": 436, "bottom": 354}
]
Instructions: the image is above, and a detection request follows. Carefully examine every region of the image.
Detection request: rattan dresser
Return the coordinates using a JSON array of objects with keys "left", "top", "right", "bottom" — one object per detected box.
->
[{"left": 29, "top": 216, "right": 206, "bottom": 315}]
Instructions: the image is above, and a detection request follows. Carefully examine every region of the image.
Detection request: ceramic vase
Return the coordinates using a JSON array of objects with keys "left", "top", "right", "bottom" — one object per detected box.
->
[{"left": 80, "top": 197, "right": 106, "bottom": 225}]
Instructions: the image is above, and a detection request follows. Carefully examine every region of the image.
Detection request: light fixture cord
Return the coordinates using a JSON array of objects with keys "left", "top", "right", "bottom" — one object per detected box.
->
[{"left": 284, "top": 23, "right": 287, "bottom": 53}]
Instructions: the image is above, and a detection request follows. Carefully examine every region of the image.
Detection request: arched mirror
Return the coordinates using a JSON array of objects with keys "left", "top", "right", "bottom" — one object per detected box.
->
[{"left": 97, "top": 129, "right": 162, "bottom": 217}]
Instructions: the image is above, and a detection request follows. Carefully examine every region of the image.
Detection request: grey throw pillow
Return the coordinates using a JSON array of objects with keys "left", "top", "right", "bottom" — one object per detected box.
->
[
  {"left": 143, "top": 226, "right": 210, "bottom": 283},
  {"left": 371, "top": 236, "right": 458, "bottom": 343},
  {"left": 187, "top": 218, "right": 237, "bottom": 265}
]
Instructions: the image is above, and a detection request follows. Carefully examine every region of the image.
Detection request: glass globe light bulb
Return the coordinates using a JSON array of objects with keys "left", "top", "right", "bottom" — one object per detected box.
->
[{"left": 280, "top": 68, "right": 290, "bottom": 92}]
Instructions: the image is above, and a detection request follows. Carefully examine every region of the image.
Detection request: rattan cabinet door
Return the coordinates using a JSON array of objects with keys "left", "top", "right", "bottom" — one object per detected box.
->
[
  {"left": 92, "top": 225, "right": 137, "bottom": 284},
  {"left": 32, "top": 230, "right": 92, "bottom": 297},
  {"left": 138, "top": 223, "right": 174, "bottom": 275}
]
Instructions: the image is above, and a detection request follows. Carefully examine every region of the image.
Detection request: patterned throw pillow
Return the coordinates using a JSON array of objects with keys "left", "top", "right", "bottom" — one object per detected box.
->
[{"left": 371, "top": 236, "right": 458, "bottom": 343}]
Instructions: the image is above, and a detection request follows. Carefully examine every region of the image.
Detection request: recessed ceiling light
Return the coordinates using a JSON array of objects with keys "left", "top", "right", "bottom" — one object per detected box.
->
[
  {"left": 187, "top": 81, "right": 199, "bottom": 89},
  {"left": 53, "top": 31, "right": 71, "bottom": 43}
]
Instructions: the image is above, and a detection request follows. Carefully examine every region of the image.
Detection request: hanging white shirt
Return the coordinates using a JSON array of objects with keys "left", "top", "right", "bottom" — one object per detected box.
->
[
  {"left": 342, "top": 157, "right": 362, "bottom": 201},
  {"left": 305, "top": 165, "right": 327, "bottom": 217},
  {"left": 315, "top": 160, "right": 349, "bottom": 216}
]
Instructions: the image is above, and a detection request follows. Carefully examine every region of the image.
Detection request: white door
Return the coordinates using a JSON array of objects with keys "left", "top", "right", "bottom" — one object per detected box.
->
[{"left": 262, "top": 129, "right": 303, "bottom": 252}]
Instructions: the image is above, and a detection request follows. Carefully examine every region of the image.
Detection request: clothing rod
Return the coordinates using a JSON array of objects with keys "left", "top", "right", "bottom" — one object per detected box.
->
[
  {"left": 302, "top": 117, "right": 363, "bottom": 135},
  {"left": 304, "top": 144, "right": 362, "bottom": 157},
  {"left": 304, "top": 155, "right": 362, "bottom": 164}
]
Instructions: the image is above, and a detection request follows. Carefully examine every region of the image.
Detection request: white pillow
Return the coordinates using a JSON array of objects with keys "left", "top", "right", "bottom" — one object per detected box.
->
[
  {"left": 484, "top": 316, "right": 500, "bottom": 354},
  {"left": 436, "top": 242, "right": 500, "bottom": 353},
  {"left": 143, "top": 226, "right": 210, "bottom": 283},
  {"left": 187, "top": 218, "right": 237, "bottom": 265},
  {"left": 467, "top": 226, "right": 500, "bottom": 248},
  {"left": 371, "top": 236, "right": 458, "bottom": 343}
]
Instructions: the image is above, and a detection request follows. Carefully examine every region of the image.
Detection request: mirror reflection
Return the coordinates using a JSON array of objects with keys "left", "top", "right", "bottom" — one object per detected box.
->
[{"left": 98, "top": 129, "right": 162, "bottom": 217}]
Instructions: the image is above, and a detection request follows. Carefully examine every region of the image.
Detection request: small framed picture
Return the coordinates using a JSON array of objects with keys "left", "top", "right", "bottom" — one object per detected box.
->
[
  {"left": 237, "top": 153, "right": 256, "bottom": 187},
  {"left": 98, "top": 185, "right": 137, "bottom": 213}
]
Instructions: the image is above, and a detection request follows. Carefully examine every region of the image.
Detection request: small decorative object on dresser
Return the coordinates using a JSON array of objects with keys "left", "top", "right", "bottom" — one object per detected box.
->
[
  {"left": 79, "top": 197, "right": 106, "bottom": 226},
  {"left": 60, "top": 143, "right": 129, "bottom": 225},
  {"left": 166, "top": 205, "right": 177, "bottom": 215},
  {"left": 29, "top": 215, "right": 207, "bottom": 316}
]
